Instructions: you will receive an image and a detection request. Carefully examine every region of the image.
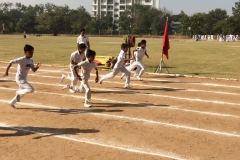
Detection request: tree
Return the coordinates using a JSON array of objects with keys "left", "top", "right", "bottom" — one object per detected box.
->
[
  {"left": 203, "top": 8, "right": 228, "bottom": 34},
  {"left": 35, "top": 5, "right": 71, "bottom": 35},
  {"left": 231, "top": 0, "right": 240, "bottom": 33},
  {"left": 190, "top": 13, "right": 206, "bottom": 35},
  {"left": 69, "top": 6, "right": 91, "bottom": 34},
  {"left": 16, "top": 5, "right": 37, "bottom": 33}
]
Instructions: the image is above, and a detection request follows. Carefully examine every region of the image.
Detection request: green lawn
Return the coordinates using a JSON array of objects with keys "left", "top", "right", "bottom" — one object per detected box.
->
[{"left": 0, "top": 34, "right": 240, "bottom": 79}]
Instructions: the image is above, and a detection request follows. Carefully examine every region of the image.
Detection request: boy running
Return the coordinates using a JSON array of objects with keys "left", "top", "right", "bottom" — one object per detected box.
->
[
  {"left": 2, "top": 44, "right": 41, "bottom": 109},
  {"left": 99, "top": 43, "right": 131, "bottom": 88},
  {"left": 120, "top": 42, "right": 141, "bottom": 79},
  {"left": 73, "top": 49, "right": 99, "bottom": 108},
  {"left": 128, "top": 39, "right": 149, "bottom": 81},
  {"left": 61, "top": 43, "right": 87, "bottom": 93}
]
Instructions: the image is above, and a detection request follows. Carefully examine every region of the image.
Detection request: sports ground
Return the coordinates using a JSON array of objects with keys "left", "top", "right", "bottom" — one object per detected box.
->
[{"left": 0, "top": 62, "right": 240, "bottom": 160}]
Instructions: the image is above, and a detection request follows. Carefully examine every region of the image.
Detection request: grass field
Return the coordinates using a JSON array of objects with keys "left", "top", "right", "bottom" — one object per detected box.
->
[{"left": 0, "top": 34, "right": 240, "bottom": 79}]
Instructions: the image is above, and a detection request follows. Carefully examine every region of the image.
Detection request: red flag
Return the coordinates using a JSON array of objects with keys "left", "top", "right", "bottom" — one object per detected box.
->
[{"left": 162, "top": 18, "right": 170, "bottom": 59}]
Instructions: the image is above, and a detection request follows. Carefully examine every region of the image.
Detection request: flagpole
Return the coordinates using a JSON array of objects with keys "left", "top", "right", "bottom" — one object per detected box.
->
[{"left": 155, "top": 17, "right": 170, "bottom": 74}]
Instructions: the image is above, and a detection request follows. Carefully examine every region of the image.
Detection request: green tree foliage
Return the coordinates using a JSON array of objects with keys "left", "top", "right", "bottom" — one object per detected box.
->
[
  {"left": 69, "top": 6, "right": 91, "bottom": 34},
  {"left": 16, "top": 5, "right": 37, "bottom": 33},
  {"left": 0, "top": 1, "right": 239, "bottom": 35},
  {"left": 231, "top": 0, "right": 240, "bottom": 33},
  {"left": 203, "top": 8, "right": 228, "bottom": 34},
  {"left": 35, "top": 4, "right": 71, "bottom": 35},
  {"left": 118, "top": 4, "right": 170, "bottom": 35}
]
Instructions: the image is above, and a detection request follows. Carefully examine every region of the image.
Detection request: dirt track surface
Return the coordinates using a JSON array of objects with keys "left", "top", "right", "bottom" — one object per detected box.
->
[{"left": 0, "top": 62, "right": 240, "bottom": 160}]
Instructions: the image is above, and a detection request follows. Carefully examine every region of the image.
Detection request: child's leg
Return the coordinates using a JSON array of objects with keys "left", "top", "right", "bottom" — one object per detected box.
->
[
  {"left": 121, "top": 67, "right": 130, "bottom": 88},
  {"left": 137, "top": 61, "right": 146, "bottom": 77},
  {"left": 81, "top": 79, "right": 91, "bottom": 107},
  {"left": 135, "top": 65, "right": 141, "bottom": 76},
  {"left": 78, "top": 80, "right": 84, "bottom": 92},
  {"left": 63, "top": 65, "right": 75, "bottom": 81},
  {"left": 9, "top": 80, "right": 34, "bottom": 108},
  {"left": 121, "top": 65, "right": 131, "bottom": 79},
  {"left": 127, "top": 61, "right": 138, "bottom": 72},
  {"left": 16, "top": 80, "right": 34, "bottom": 97},
  {"left": 100, "top": 69, "right": 120, "bottom": 84},
  {"left": 70, "top": 66, "right": 79, "bottom": 90}
]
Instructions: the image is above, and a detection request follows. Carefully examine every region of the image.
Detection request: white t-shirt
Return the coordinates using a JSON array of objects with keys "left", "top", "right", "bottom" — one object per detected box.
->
[
  {"left": 9, "top": 56, "right": 35, "bottom": 80},
  {"left": 77, "top": 59, "right": 97, "bottom": 80},
  {"left": 70, "top": 50, "right": 85, "bottom": 67},
  {"left": 77, "top": 35, "right": 89, "bottom": 47},
  {"left": 114, "top": 50, "right": 126, "bottom": 69},
  {"left": 135, "top": 47, "right": 146, "bottom": 62}
]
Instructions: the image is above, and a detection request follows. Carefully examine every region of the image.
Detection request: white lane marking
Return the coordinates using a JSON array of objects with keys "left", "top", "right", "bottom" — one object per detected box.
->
[
  {"left": 24, "top": 74, "right": 240, "bottom": 97},
  {"left": 1, "top": 82, "right": 240, "bottom": 119},
  {"left": 3, "top": 72, "right": 237, "bottom": 105},
  {"left": 0, "top": 100, "right": 240, "bottom": 139},
  {"left": 10, "top": 76, "right": 240, "bottom": 106},
  {"left": 0, "top": 122, "right": 185, "bottom": 160},
  {"left": 29, "top": 81, "right": 240, "bottom": 118},
  {"left": 1, "top": 66, "right": 240, "bottom": 89}
]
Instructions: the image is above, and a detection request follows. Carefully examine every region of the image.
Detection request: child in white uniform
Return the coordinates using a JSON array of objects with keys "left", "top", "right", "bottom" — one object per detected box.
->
[
  {"left": 120, "top": 42, "right": 141, "bottom": 79},
  {"left": 61, "top": 43, "right": 87, "bottom": 93},
  {"left": 77, "top": 28, "right": 90, "bottom": 56},
  {"left": 73, "top": 49, "right": 99, "bottom": 108},
  {"left": 99, "top": 43, "right": 131, "bottom": 88},
  {"left": 128, "top": 39, "right": 149, "bottom": 81},
  {"left": 3, "top": 44, "right": 41, "bottom": 109}
]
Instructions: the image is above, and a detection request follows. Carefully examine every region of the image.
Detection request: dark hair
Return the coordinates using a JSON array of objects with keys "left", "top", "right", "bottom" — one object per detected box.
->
[
  {"left": 86, "top": 49, "right": 96, "bottom": 58},
  {"left": 141, "top": 39, "right": 146, "bottom": 44},
  {"left": 80, "top": 29, "right": 85, "bottom": 32},
  {"left": 78, "top": 43, "right": 87, "bottom": 49},
  {"left": 121, "top": 43, "right": 128, "bottom": 49},
  {"left": 137, "top": 42, "right": 141, "bottom": 47},
  {"left": 24, "top": 44, "right": 34, "bottom": 52}
]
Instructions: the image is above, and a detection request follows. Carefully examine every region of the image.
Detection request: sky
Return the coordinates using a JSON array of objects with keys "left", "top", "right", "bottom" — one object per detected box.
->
[{"left": 1, "top": 0, "right": 237, "bottom": 16}]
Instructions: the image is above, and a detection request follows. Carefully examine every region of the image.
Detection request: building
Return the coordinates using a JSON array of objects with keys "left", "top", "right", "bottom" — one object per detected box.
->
[{"left": 92, "top": 0, "right": 160, "bottom": 21}]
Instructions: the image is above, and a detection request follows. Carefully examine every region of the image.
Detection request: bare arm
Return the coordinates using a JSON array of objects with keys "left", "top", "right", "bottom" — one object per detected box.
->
[
  {"left": 73, "top": 65, "right": 82, "bottom": 81},
  {"left": 3, "top": 63, "right": 12, "bottom": 77},
  {"left": 87, "top": 42, "right": 90, "bottom": 49},
  {"left": 71, "top": 60, "right": 78, "bottom": 65},
  {"left": 33, "top": 62, "right": 41, "bottom": 72},
  {"left": 95, "top": 68, "right": 99, "bottom": 83},
  {"left": 132, "top": 49, "right": 137, "bottom": 60},
  {"left": 145, "top": 51, "right": 149, "bottom": 58}
]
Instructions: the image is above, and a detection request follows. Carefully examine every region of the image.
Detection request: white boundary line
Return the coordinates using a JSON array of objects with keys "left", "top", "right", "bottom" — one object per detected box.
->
[
  {"left": 25, "top": 73, "right": 240, "bottom": 96},
  {"left": 1, "top": 82, "right": 240, "bottom": 119},
  {"left": 1, "top": 66, "right": 240, "bottom": 89},
  {"left": 29, "top": 81, "right": 240, "bottom": 118},
  {"left": 0, "top": 63, "right": 239, "bottom": 81},
  {"left": 0, "top": 100, "right": 240, "bottom": 139},
  {"left": 26, "top": 80, "right": 240, "bottom": 106},
  {"left": 0, "top": 122, "right": 185, "bottom": 160},
  {"left": 3, "top": 73, "right": 239, "bottom": 104}
]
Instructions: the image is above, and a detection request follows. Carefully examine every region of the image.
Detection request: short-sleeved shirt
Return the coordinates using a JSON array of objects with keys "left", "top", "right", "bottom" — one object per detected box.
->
[
  {"left": 70, "top": 50, "right": 85, "bottom": 67},
  {"left": 77, "top": 35, "right": 89, "bottom": 47},
  {"left": 114, "top": 50, "right": 126, "bottom": 69},
  {"left": 135, "top": 47, "right": 146, "bottom": 62},
  {"left": 9, "top": 56, "right": 35, "bottom": 80},
  {"left": 77, "top": 59, "right": 97, "bottom": 80}
]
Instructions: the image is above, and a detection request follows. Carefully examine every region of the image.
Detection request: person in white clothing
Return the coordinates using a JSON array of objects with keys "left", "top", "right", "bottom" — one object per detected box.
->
[
  {"left": 128, "top": 39, "right": 149, "bottom": 81},
  {"left": 77, "top": 28, "right": 90, "bottom": 56},
  {"left": 120, "top": 42, "right": 141, "bottom": 79},
  {"left": 2, "top": 44, "right": 41, "bottom": 109},
  {"left": 61, "top": 43, "right": 87, "bottom": 93},
  {"left": 73, "top": 49, "right": 99, "bottom": 108},
  {"left": 99, "top": 43, "right": 132, "bottom": 88}
]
